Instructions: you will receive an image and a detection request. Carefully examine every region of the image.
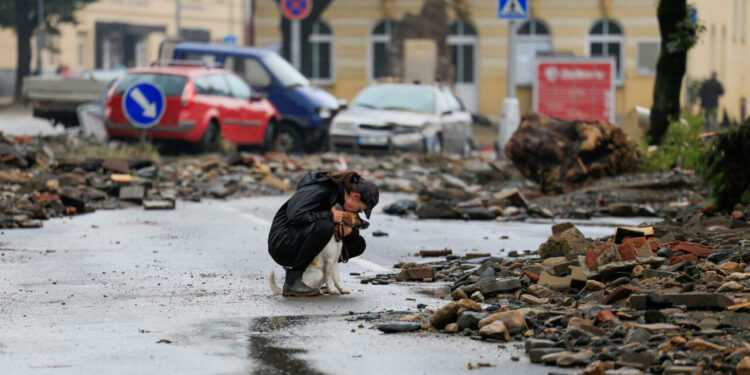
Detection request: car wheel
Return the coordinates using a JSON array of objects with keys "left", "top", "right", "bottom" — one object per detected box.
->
[
  {"left": 273, "top": 124, "right": 304, "bottom": 153},
  {"left": 197, "top": 121, "right": 219, "bottom": 153},
  {"left": 262, "top": 121, "right": 276, "bottom": 151}
]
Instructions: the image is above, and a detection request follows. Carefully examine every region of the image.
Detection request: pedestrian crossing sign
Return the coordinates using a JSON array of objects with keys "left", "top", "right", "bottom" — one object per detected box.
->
[{"left": 498, "top": 0, "right": 528, "bottom": 19}]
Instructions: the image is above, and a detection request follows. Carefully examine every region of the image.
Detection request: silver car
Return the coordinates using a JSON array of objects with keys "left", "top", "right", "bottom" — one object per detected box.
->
[{"left": 329, "top": 83, "right": 474, "bottom": 154}]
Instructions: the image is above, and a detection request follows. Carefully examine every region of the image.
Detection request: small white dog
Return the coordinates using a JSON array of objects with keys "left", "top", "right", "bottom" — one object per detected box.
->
[{"left": 268, "top": 210, "right": 366, "bottom": 296}]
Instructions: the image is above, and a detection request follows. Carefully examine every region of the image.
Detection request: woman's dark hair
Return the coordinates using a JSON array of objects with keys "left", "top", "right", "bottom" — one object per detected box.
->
[{"left": 328, "top": 171, "right": 361, "bottom": 194}]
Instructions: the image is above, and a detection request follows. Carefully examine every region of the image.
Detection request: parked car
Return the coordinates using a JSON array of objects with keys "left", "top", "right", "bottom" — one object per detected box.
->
[
  {"left": 328, "top": 83, "right": 474, "bottom": 154},
  {"left": 105, "top": 65, "right": 279, "bottom": 152},
  {"left": 159, "top": 40, "right": 341, "bottom": 152}
]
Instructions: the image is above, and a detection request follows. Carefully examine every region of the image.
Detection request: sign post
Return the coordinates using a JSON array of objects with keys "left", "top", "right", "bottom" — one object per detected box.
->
[
  {"left": 281, "top": 0, "right": 313, "bottom": 70},
  {"left": 496, "top": 0, "right": 528, "bottom": 158},
  {"left": 123, "top": 82, "right": 166, "bottom": 142}
]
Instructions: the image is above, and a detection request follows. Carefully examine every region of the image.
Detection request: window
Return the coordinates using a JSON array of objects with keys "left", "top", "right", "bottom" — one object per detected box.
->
[
  {"left": 636, "top": 42, "right": 660, "bottom": 75},
  {"left": 261, "top": 53, "right": 308, "bottom": 88},
  {"left": 588, "top": 19, "right": 625, "bottom": 84},
  {"left": 735, "top": 0, "right": 740, "bottom": 41},
  {"left": 304, "top": 20, "right": 333, "bottom": 83},
  {"left": 351, "top": 85, "right": 436, "bottom": 113},
  {"left": 225, "top": 74, "right": 252, "bottom": 100},
  {"left": 114, "top": 73, "right": 188, "bottom": 96},
  {"left": 225, "top": 56, "right": 272, "bottom": 89},
  {"left": 370, "top": 19, "right": 396, "bottom": 80},
  {"left": 441, "top": 87, "right": 464, "bottom": 112},
  {"left": 516, "top": 19, "right": 552, "bottom": 85},
  {"left": 194, "top": 74, "right": 231, "bottom": 97},
  {"left": 448, "top": 21, "right": 478, "bottom": 84},
  {"left": 180, "top": 52, "right": 216, "bottom": 67}
]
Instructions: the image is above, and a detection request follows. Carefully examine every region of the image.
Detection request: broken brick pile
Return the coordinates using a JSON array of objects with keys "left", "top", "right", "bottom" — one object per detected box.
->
[
  {"left": 356, "top": 204, "right": 750, "bottom": 374},
  {"left": 0, "top": 133, "right": 518, "bottom": 229}
]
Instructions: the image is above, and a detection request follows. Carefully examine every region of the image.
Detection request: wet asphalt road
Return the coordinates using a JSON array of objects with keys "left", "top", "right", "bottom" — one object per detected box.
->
[{"left": 0, "top": 193, "right": 651, "bottom": 374}]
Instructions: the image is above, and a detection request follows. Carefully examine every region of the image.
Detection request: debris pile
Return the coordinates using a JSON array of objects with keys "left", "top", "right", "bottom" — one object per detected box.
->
[
  {"left": 505, "top": 113, "right": 638, "bottom": 193},
  {"left": 0, "top": 134, "right": 517, "bottom": 228},
  {"left": 359, "top": 205, "right": 750, "bottom": 374}
]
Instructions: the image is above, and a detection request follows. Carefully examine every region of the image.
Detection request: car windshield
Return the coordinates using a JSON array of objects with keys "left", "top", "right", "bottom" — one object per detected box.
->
[
  {"left": 351, "top": 85, "right": 436, "bottom": 113},
  {"left": 114, "top": 73, "right": 188, "bottom": 97},
  {"left": 261, "top": 53, "right": 309, "bottom": 88}
]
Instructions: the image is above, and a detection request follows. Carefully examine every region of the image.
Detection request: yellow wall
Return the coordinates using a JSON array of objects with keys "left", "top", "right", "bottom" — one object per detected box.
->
[
  {"left": 687, "top": 0, "right": 750, "bottom": 121},
  {"left": 255, "top": 0, "right": 749, "bottom": 123},
  {"left": 0, "top": 0, "right": 246, "bottom": 73}
]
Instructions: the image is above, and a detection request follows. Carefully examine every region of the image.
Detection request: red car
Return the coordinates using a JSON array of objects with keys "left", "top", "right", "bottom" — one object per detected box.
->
[{"left": 105, "top": 65, "right": 279, "bottom": 151}]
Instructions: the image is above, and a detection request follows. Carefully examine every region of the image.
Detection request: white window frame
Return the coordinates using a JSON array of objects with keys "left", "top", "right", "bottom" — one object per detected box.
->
[
  {"left": 368, "top": 19, "right": 395, "bottom": 82},
  {"left": 635, "top": 40, "right": 661, "bottom": 76},
  {"left": 447, "top": 21, "right": 478, "bottom": 84},
  {"left": 516, "top": 19, "right": 552, "bottom": 86},
  {"left": 76, "top": 31, "right": 86, "bottom": 71},
  {"left": 309, "top": 20, "right": 335, "bottom": 86},
  {"left": 586, "top": 19, "right": 625, "bottom": 86}
]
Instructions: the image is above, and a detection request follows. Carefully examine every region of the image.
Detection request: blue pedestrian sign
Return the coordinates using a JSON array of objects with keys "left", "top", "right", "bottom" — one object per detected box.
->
[
  {"left": 122, "top": 82, "right": 165, "bottom": 129},
  {"left": 498, "top": 0, "right": 528, "bottom": 20}
]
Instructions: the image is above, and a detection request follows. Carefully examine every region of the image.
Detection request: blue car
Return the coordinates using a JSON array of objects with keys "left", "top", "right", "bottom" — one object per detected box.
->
[{"left": 160, "top": 40, "right": 341, "bottom": 152}]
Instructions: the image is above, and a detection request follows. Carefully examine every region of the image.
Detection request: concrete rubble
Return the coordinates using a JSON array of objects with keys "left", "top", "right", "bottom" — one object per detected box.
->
[
  {"left": 356, "top": 204, "right": 750, "bottom": 374},
  {"left": 0, "top": 133, "right": 521, "bottom": 229}
]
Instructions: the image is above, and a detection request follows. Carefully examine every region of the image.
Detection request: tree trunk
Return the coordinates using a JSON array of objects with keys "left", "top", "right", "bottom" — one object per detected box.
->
[
  {"left": 647, "top": 0, "right": 688, "bottom": 145},
  {"left": 13, "top": 0, "right": 33, "bottom": 102}
]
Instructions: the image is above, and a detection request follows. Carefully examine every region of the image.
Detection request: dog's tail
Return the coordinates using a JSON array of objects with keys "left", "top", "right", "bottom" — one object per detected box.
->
[{"left": 268, "top": 270, "right": 283, "bottom": 294}]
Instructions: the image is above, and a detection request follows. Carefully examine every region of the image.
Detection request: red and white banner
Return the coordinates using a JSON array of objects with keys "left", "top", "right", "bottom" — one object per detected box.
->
[{"left": 533, "top": 58, "right": 615, "bottom": 123}]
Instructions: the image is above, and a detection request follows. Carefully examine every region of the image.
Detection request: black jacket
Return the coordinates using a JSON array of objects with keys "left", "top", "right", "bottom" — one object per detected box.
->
[
  {"left": 268, "top": 172, "right": 365, "bottom": 264},
  {"left": 700, "top": 78, "right": 724, "bottom": 108}
]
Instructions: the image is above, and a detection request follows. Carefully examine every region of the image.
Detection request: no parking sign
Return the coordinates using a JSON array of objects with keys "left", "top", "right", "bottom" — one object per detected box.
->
[{"left": 281, "top": 0, "right": 312, "bottom": 21}]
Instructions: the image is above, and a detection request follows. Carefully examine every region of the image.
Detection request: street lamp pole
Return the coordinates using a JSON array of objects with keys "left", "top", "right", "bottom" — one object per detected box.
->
[{"left": 37, "top": 0, "right": 44, "bottom": 74}]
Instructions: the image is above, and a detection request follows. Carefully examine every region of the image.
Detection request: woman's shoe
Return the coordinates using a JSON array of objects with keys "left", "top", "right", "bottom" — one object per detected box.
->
[{"left": 282, "top": 269, "right": 319, "bottom": 297}]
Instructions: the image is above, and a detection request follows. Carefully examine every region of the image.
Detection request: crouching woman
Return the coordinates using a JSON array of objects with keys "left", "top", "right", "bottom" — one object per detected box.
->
[{"left": 267, "top": 171, "right": 379, "bottom": 296}]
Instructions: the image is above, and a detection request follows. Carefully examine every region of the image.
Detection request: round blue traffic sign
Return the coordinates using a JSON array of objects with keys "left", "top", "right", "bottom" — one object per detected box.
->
[{"left": 122, "top": 82, "right": 166, "bottom": 129}]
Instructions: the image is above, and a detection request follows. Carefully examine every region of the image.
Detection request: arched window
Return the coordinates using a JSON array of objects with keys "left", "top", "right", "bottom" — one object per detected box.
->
[
  {"left": 370, "top": 20, "right": 396, "bottom": 80},
  {"left": 448, "top": 21, "right": 478, "bottom": 84},
  {"left": 588, "top": 19, "right": 624, "bottom": 83},
  {"left": 516, "top": 19, "right": 551, "bottom": 85},
  {"left": 305, "top": 20, "right": 333, "bottom": 83}
]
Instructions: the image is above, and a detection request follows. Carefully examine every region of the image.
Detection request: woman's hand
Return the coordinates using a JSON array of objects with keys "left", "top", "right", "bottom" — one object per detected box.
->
[{"left": 331, "top": 207, "right": 344, "bottom": 223}]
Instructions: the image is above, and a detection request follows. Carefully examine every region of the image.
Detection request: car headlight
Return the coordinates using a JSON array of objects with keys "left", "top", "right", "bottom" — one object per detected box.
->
[{"left": 318, "top": 107, "right": 332, "bottom": 119}]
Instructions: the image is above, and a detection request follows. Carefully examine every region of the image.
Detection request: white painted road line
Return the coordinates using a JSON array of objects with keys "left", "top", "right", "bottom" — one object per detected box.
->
[
  {"left": 349, "top": 257, "right": 391, "bottom": 273},
  {"left": 218, "top": 201, "right": 392, "bottom": 273}
]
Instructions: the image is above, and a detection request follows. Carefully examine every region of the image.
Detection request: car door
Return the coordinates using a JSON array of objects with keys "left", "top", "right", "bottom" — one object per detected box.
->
[
  {"left": 435, "top": 88, "right": 461, "bottom": 153},
  {"left": 441, "top": 87, "right": 473, "bottom": 153},
  {"left": 202, "top": 73, "right": 241, "bottom": 142},
  {"left": 224, "top": 73, "right": 266, "bottom": 145}
]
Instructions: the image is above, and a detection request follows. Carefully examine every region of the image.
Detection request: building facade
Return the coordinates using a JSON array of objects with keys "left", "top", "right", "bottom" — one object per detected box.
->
[
  {"left": 0, "top": 0, "right": 250, "bottom": 96},
  {"left": 254, "top": 0, "right": 750, "bottom": 123}
]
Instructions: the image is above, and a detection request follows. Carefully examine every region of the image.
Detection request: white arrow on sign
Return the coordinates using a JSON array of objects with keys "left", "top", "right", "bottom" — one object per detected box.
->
[{"left": 130, "top": 87, "right": 157, "bottom": 118}]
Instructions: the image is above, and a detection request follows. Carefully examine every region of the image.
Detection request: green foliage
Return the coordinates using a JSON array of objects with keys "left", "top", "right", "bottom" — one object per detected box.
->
[
  {"left": 0, "top": 0, "right": 97, "bottom": 33},
  {"left": 664, "top": 4, "right": 706, "bottom": 54},
  {"left": 699, "top": 119, "right": 750, "bottom": 210},
  {"left": 685, "top": 78, "right": 704, "bottom": 113},
  {"left": 637, "top": 114, "right": 706, "bottom": 172}
]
